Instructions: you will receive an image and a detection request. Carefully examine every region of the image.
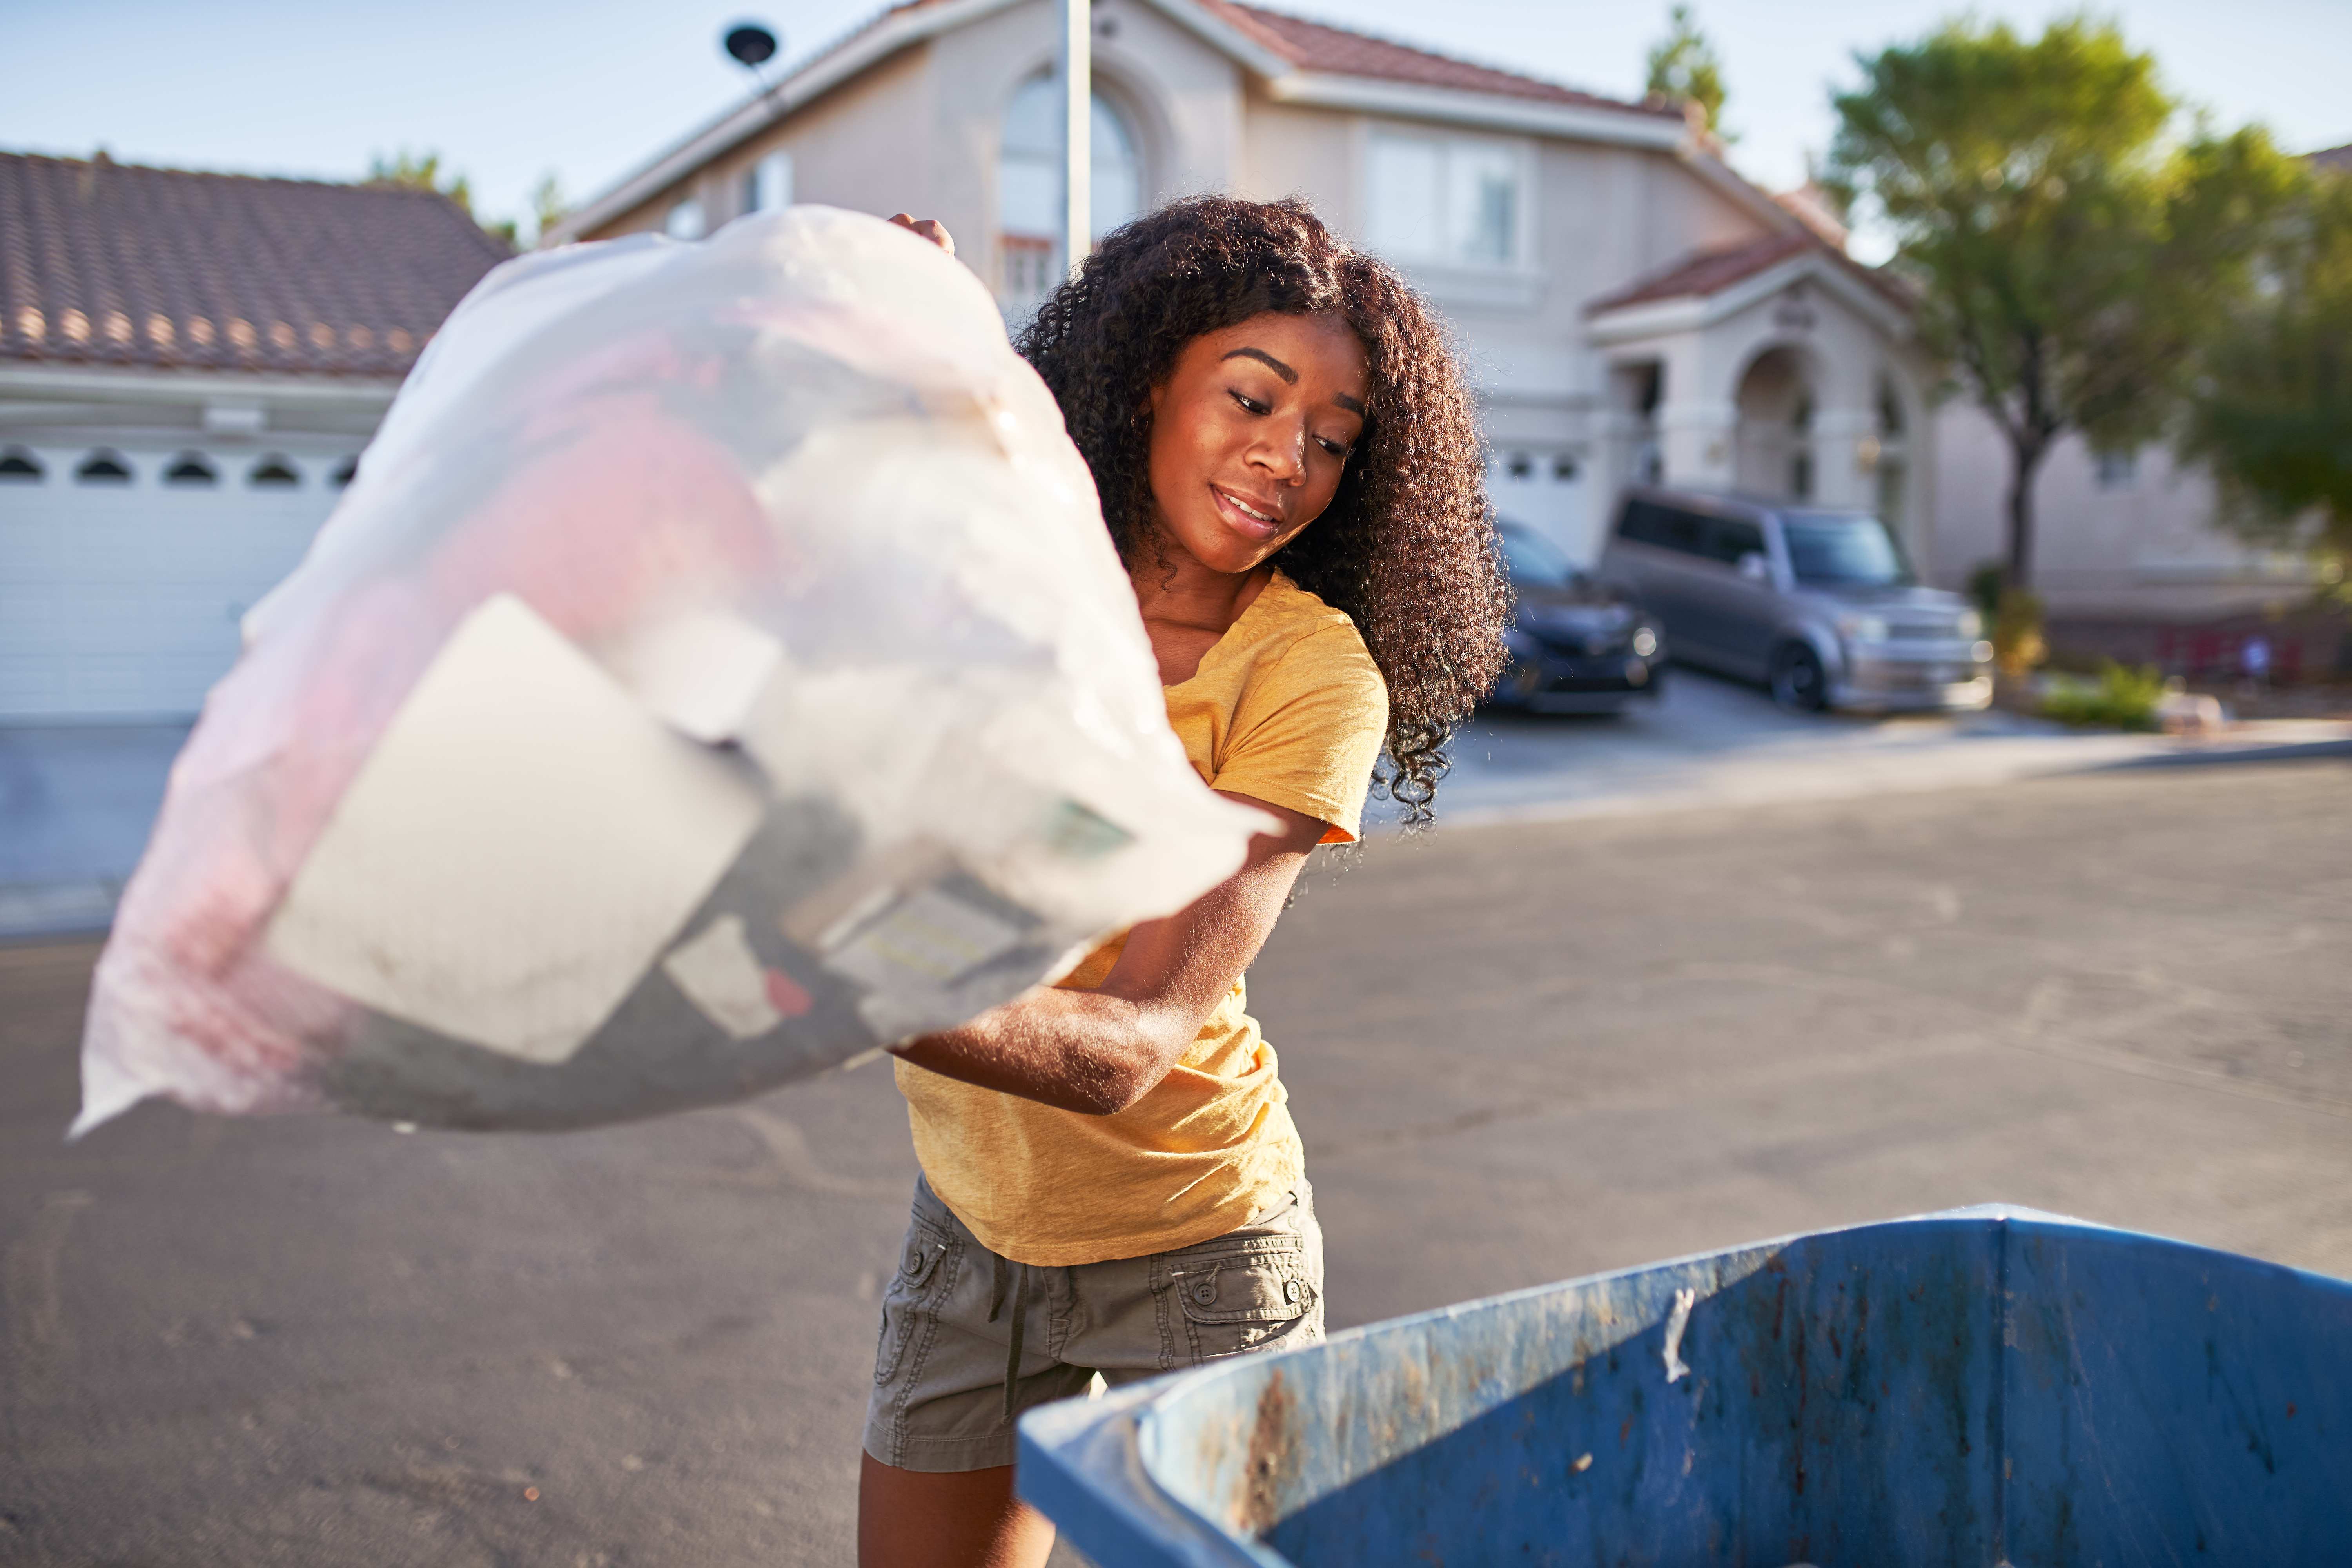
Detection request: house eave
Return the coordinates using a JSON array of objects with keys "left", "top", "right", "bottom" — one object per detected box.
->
[
  {"left": 1586, "top": 252, "right": 1912, "bottom": 345},
  {"left": 0, "top": 360, "right": 403, "bottom": 410},
  {"left": 1263, "top": 72, "right": 1687, "bottom": 149},
  {"left": 1676, "top": 147, "right": 1806, "bottom": 236},
  {"left": 1130, "top": 0, "right": 1295, "bottom": 79},
  {"left": 546, "top": 0, "right": 1033, "bottom": 245}
]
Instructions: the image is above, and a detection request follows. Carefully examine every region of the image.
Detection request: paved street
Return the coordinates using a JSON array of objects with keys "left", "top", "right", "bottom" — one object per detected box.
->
[
  {"left": 5, "top": 755, "right": 2348, "bottom": 1565},
  {"left": 8, "top": 671, "right": 2349, "bottom": 941}
]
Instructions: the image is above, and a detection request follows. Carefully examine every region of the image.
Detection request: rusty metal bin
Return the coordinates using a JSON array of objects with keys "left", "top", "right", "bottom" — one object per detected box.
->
[{"left": 1018, "top": 1205, "right": 2352, "bottom": 1566}]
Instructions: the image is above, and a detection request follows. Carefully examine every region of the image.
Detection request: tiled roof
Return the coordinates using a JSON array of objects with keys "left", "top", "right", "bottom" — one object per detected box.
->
[
  {"left": 1198, "top": 1, "right": 1677, "bottom": 118},
  {"left": 0, "top": 152, "right": 512, "bottom": 379},
  {"left": 1586, "top": 230, "right": 1911, "bottom": 315},
  {"left": 870, "top": 0, "right": 1673, "bottom": 120}
]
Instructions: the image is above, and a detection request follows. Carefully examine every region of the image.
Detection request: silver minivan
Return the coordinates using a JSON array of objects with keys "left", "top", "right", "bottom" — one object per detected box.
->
[{"left": 1595, "top": 486, "right": 1994, "bottom": 713}]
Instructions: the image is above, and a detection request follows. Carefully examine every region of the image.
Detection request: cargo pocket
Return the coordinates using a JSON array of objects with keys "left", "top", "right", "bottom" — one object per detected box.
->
[
  {"left": 874, "top": 1225, "right": 952, "bottom": 1385},
  {"left": 1170, "top": 1240, "right": 1317, "bottom": 1364}
]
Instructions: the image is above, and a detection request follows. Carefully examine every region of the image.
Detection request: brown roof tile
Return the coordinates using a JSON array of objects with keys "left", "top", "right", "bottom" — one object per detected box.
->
[
  {"left": 0, "top": 152, "right": 512, "bottom": 379},
  {"left": 1200, "top": 1, "right": 1676, "bottom": 118},
  {"left": 1587, "top": 229, "right": 1912, "bottom": 315}
]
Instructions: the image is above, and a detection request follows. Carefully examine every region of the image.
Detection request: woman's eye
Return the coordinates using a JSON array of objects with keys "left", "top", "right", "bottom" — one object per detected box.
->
[
  {"left": 1228, "top": 390, "right": 1270, "bottom": 416},
  {"left": 1316, "top": 437, "right": 1350, "bottom": 458}
]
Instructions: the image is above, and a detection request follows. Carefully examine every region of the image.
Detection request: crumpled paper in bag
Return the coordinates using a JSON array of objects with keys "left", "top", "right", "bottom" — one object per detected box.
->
[{"left": 77, "top": 206, "right": 1267, "bottom": 1134}]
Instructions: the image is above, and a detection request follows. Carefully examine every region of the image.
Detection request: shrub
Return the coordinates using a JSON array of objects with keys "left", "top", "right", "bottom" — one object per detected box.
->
[
  {"left": 2040, "top": 660, "right": 2167, "bottom": 730},
  {"left": 1992, "top": 586, "right": 2047, "bottom": 676}
]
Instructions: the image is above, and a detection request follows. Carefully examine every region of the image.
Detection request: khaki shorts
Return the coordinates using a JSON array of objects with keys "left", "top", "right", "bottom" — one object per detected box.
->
[{"left": 863, "top": 1174, "right": 1325, "bottom": 1472}]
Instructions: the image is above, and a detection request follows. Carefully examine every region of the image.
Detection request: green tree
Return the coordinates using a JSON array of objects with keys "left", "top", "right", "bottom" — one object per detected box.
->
[
  {"left": 1644, "top": 5, "right": 1727, "bottom": 136},
  {"left": 2185, "top": 162, "right": 2352, "bottom": 574},
  {"left": 1826, "top": 17, "right": 2299, "bottom": 587},
  {"left": 367, "top": 149, "right": 475, "bottom": 214},
  {"left": 368, "top": 149, "right": 523, "bottom": 250},
  {"left": 530, "top": 172, "right": 570, "bottom": 245}
]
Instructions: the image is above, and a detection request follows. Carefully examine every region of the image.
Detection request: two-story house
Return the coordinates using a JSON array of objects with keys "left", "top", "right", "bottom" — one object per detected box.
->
[{"left": 550, "top": 0, "right": 1933, "bottom": 579}]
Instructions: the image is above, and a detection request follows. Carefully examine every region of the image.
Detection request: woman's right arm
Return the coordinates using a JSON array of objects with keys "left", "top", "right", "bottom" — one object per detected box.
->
[{"left": 889, "top": 791, "right": 1325, "bottom": 1115}]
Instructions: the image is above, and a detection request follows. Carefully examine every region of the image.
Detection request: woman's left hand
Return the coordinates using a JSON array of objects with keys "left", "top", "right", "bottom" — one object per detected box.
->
[{"left": 887, "top": 213, "right": 955, "bottom": 257}]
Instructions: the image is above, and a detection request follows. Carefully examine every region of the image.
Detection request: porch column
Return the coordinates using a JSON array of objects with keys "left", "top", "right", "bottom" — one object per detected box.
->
[
  {"left": 1808, "top": 407, "right": 1876, "bottom": 509},
  {"left": 1656, "top": 398, "right": 1737, "bottom": 491}
]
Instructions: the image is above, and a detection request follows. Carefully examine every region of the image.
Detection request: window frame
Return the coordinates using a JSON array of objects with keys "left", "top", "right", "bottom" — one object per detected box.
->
[
  {"left": 1361, "top": 124, "right": 1536, "bottom": 281},
  {"left": 995, "top": 71, "right": 1147, "bottom": 314}
]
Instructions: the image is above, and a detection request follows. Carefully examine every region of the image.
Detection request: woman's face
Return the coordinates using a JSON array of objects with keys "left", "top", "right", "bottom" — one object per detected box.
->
[{"left": 1145, "top": 310, "right": 1370, "bottom": 577}]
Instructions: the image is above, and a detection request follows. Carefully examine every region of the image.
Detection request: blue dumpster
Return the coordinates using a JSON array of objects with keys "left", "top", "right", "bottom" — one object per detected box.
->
[{"left": 1019, "top": 1206, "right": 2352, "bottom": 1566}]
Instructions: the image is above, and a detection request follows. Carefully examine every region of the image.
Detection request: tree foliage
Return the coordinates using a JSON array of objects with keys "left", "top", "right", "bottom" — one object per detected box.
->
[
  {"left": 1644, "top": 5, "right": 1727, "bottom": 136},
  {"left": 368, "top": 149, "right": 523, "bottom": 250},
  {"left": 530, "top": 173, "right": 570, "bottom": 245},
  {"left": 1826, "top": 16, "right": 2299, "bottom": 586},
  {"left": 2184, "top": 165, "right": 2352, "bottom": 569},
  {"left": 367, "top": 149, "right": 475, "bottom": 214}
]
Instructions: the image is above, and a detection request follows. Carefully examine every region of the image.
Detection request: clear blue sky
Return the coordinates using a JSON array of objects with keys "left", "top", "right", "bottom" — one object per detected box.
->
[{"left": 4, "top": 0, "right": 2345, "bottom": 247}]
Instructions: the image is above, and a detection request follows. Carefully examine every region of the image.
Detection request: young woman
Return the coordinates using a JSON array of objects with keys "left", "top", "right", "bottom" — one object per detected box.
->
[{"left": 864, "top": 197, "right": 1507, "bottom": 1568}]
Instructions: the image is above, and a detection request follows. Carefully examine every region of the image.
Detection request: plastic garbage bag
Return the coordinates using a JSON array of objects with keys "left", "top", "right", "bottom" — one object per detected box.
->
[{"left": 77, "top": 207, "right": 1265, "bottom": 1134}]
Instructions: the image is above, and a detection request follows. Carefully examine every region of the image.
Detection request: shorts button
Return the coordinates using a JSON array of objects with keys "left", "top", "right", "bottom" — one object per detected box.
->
[
  {"left": 1193, "top": 1283, "right": 1216, "bottom": 1304},
  {"left": 1283, "top": 1280, "right": 1299, "bottom": 1304}
]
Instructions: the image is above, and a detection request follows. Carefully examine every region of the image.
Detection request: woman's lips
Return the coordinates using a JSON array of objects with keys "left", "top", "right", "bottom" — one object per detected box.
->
[{"left": 1211, "top": 485, "right": 1282, "bottom": 541}]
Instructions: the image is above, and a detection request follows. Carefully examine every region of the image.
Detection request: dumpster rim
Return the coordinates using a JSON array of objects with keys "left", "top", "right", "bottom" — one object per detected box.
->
[{"left": 1016, "top": 1201, "right": 2352, "bottom": 1563}]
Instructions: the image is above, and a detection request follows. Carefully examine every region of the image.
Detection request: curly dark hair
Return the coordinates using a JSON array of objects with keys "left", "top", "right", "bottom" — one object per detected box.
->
[{"left": 1015, "top": 195, "right": 1509, "bottom": 824}]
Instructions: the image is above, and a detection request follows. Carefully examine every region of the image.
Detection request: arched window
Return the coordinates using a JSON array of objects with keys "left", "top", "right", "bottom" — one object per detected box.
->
[
  {"left": 998, "top": 74, "right": 1142, "bottom": 310},
  {"left": 0, "top": 447, "right": 41, "bottom": 481},
  {"left": 76, "top": 450, "right": 132, "bottom": 484},
  {"left": 165, "top": 452, "right": 219, "bottom": 486},
  {"left": 249, "top": 455, "right": 301, "bottom": 488}
]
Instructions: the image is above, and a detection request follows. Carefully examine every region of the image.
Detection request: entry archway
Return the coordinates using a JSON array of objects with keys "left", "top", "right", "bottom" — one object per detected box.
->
[{"left": 1732, "top": 345, "right": 1818, "bottom": 500}]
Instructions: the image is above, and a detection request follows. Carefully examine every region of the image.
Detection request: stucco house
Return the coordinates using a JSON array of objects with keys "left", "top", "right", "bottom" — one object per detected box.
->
[
  {"left": 549, "top": 0, "right": 1935, "bottom": 574},
  {"left": 552, "top": 0, "right": 2337, "bottom": 673},
  {"left": 0, "top": 152, "right": 509, "bottom": 720}
]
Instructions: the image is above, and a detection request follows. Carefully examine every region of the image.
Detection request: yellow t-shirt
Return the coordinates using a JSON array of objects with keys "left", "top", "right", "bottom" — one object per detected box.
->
[{"left": 893, "top": 571, "right": 1389, "bottom": 1265}]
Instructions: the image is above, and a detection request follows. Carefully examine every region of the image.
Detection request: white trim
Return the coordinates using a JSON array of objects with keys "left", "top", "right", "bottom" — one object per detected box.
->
[
  {"left": 1268, "top": 72, "right": 1686, "bottom": 150},
  {"left": 1587, "top": 252, "right": 1911, "bottom": 345},
  {"left": 0, "top": 362, "right": 399, "bottom": 412},
  {"left": 1128, "top": 0, "right": 1294, "bottom": 79},
  {"left": 546, "top": 0, "right": 1034, "bottom": 245},
  {"left": 1675, "top": 147, "right": 1797, "bottom": 234},
  {"left": 1399, "top": 262, "right": 1544, "bottom": 310}
]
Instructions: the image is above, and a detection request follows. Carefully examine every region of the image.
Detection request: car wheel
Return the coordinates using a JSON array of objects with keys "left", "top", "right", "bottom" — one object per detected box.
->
[{"left": 1769, "top": 642, "right": 1828, "bottom": 713}]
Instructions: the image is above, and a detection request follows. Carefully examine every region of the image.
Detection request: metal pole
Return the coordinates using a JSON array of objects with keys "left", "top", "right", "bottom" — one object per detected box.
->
[{"left": 1059, "top": 0, "right": 1091, "bottom": 276}]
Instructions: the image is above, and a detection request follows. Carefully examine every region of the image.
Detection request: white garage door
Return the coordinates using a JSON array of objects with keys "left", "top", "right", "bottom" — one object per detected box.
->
[
  {"left": 0, "top": 442, "right": 350, "bottom": 720},
  {"left": 1488, "top": 446, "right": 1593, "bottom": 566}
]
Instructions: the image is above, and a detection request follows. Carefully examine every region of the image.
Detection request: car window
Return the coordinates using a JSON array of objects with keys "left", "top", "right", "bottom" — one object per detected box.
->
[
  {"left": 1782, "top": 512, "right": 1916, "bottom": 587},
  {"left": 1710, "top": 518, "right": 1766, "bottom": 566},
  {"left": 1497, "top": 523, "right": 1577, "bottom": 588},
  {"left": 1617, "top": 500, "right": 1713, "bottom": 557}
]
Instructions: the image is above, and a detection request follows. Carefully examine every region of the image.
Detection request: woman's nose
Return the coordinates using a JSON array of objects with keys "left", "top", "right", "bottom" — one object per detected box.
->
[{"left": 1250, "top": 423, "right": 1307, "bottom": 483}]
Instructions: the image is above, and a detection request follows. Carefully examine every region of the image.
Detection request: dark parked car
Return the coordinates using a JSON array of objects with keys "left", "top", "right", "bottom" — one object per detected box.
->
[
  {"left": 1595, "top": 486, "right": 1994, "bottom": 713},
  {"left": 1488, "top": 519, "right": 1666, "bottom": 714}
]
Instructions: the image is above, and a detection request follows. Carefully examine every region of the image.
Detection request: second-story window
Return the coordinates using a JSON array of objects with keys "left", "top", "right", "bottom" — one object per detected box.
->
[
  {"left": 1367, "top": 132, "right": 1524, "bottom": 269},
  {"left": 999, "top": 74, "right": 1143, "bottom": 314},
  {"left": 666, "top": 198, "right": 707, "bottom": 241}
]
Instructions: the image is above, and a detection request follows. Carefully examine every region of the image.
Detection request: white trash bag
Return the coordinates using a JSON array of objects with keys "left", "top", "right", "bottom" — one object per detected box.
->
[{"left": 77, "top": 207, "right": 1265, "bottom": 1134}]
